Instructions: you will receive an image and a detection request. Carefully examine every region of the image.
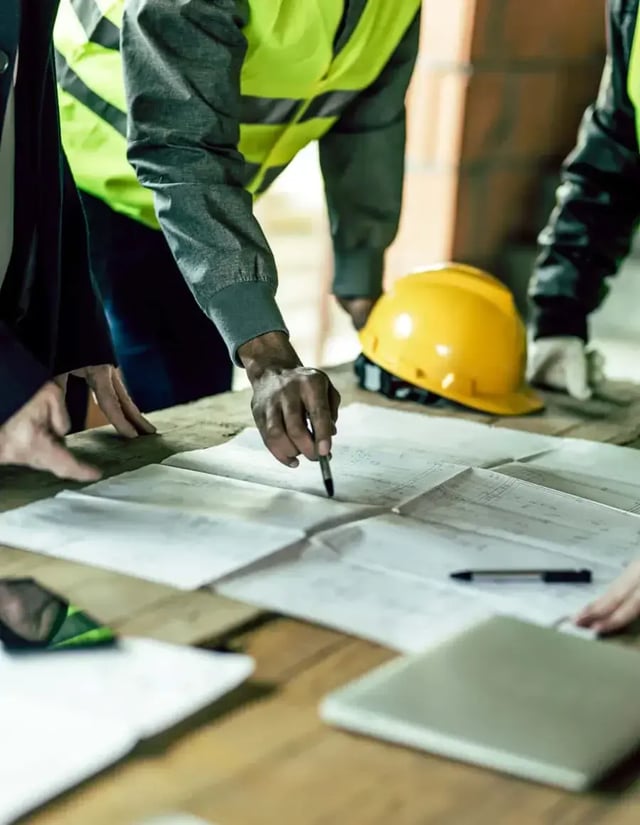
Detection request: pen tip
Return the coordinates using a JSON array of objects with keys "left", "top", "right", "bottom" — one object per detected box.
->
[
  {"left": 325, "top": 479, "right": 334, "bottom": 498},
  {"left": 450, "top": 571, "right": 471, "bottom": 581}
]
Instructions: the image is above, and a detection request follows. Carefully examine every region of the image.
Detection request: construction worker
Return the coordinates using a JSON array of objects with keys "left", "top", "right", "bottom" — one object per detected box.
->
[
  {"left": 54, "top": 0, "right": 421, "bottom": 467},
  {"left": 355, "top": 264, "right": 544, "bottom": 416},
  {"left": 0, "top": 0, "right": 152, "bottom": 482},
  {"left": 527, "top": 0, "right": 639, "bottom": 402},
  {"left": 527, "top": 0, "right": 640, "bottom": 635}
]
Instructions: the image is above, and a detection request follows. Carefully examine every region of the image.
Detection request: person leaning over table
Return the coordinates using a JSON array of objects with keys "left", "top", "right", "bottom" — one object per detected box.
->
[
  {"left": 54, "top": 0, "right": 421, "bottom": 467},
  {"left": 524, "top": 0, "right": 640, "bottom": 634},
  {"left": 0, "top": 0, "right": 153, "bottom": 481},
  {"left": 526, "top": 0, "right": 640, "bottom": 401}
]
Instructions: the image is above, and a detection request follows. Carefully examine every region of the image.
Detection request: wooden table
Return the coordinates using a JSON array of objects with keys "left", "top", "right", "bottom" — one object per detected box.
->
[{"left": 5, "top": 365, "right": 640, "bottom": 825}]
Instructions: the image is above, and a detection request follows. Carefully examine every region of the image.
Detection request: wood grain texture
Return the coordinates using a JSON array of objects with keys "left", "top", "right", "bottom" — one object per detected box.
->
[{"left": 4, "top": 366, "right": 640, "bottom": 825}]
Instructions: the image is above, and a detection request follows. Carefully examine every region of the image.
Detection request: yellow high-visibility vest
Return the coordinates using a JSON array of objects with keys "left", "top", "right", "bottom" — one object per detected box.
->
[
  {"left": 628, "top": 11, "right": 640, "bottom": 140},
  {"left": 54, "top": 0, "right": 420, "bottom": 229}
]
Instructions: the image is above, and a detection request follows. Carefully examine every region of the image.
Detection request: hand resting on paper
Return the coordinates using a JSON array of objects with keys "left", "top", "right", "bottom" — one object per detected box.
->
[
  {"left": 0, "top": 382, "right": 100, "bottom": 480},
  {"left": 575, "top": 561, "right": 640, "bottom": 634},
  {"left": 55, "top": 365, "right": 154, "bottom": 439},
  {"left": 0, "top": 367, "right": 154, "bottom": 481}
]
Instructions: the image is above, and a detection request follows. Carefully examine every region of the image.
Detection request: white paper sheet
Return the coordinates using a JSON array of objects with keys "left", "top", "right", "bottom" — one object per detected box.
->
[
  {"left": 520, "top": 438, "right": 640, "bottom": 486},
  {"left": 218, "top": 544, "right": 493, "bottom": 653},
  {"left": 313, "top": 515, "right": 613, "bottom": 625},
  {"left": 335, "top": 403, "right": 558, "bottom": 466},
  {"left": 0, "top": 641, "right": 252, "bottom": 824},
  {"left": 0, "top": 402, "right": 636, "bottom": 646},
  {"left": 398, "top": 468, "right": 640, "bottom": 570},
  {"left": 0, "top": 491, "right": 303, "bottom": 589},
  {"left": 84, "top": 463, "right": 374, "bottom": 531},
  {"left": 0, "top": 638, "right": 254, "bottom": 737},
  {"left": 495, "top": 462, "right": 640, "bottom": 515},
  {"left": 0, "top": 700, "right": 133, "bottom": 825},
  {"left": 164, "top": 427, "right": 467, "bottom": 506}
]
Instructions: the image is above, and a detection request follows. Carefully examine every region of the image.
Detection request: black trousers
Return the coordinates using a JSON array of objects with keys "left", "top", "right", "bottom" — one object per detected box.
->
[{"left": 80, "top": 193, "right": 233, "bottom": 413}]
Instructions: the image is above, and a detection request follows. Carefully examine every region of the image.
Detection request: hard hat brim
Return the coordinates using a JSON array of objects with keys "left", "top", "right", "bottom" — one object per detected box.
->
[{"left": 442, "top": 384, "right": 545, "bottom": 416}]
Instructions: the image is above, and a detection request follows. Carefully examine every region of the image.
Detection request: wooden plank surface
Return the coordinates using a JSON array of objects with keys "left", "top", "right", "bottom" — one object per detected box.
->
[{"left": 3, "top": 366, "right": 640, "bottom": 824}]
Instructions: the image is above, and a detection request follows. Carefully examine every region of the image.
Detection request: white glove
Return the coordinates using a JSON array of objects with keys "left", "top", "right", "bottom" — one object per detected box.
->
[{"left": 526, "top": 336, "right": 605, "bottom": 401}]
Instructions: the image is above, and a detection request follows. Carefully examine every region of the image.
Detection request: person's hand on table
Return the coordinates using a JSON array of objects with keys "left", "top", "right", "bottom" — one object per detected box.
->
[
  {"left": 0, "top": 382, "right": 100, "bottom": 480},
  {"left": 56, "top": 364, "right": 155, "bottom": 438},
  {"left": 574, "top": 561, "right": 640, "bottom": 635},
  {"left": 337, "top": 297, "right": 378, "bottom": 331},
  {"left": 527, "top": 336, "right": 605, "bottom": 401},
  {"left": 239, "top": 332, "right": 340, "bottom": 466}
]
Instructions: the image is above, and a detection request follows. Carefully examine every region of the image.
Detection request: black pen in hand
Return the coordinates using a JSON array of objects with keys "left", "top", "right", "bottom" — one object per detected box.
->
[
  {"left": 308, "top": 419, "right": 334, "bottom": 498},
  {"left": 318, "top": 454, "right": 334, "bottom": 498}
]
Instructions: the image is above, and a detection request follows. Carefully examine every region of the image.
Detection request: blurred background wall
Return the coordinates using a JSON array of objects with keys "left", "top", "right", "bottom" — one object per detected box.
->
[{"left": 396, "top": 0, "right": 606, "bottom": 302}]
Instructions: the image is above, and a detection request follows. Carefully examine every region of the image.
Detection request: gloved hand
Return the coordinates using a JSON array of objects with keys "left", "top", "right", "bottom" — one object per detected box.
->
[{"left": 526, "top": 336, "right": 605, "bottom": 401}]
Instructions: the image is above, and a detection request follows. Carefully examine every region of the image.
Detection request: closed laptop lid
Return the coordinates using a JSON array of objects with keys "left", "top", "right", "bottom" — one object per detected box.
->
[{"left": 321, "top": 617, "right": 640, "bottom": 790}]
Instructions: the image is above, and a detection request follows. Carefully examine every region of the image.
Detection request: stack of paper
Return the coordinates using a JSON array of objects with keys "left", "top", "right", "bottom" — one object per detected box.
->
[
  {"left": 0, "top": 700, "right": 132, "bottom": 825},
  {"left": 0, "top": 404, "right": 639, "bottom": 655},
  {"left": 0, "top": 638, "right": 253, "bottom": 736},
  {"left": 0, "top": 639, "right": 253, "bottom": 823},
  {"left": 334, "top": 404, "right": 557, "bottom": 465},
  {"left": 493, "top": 438, "right": 640, "bottom": 513},
  {"left": 165, "top": 426, "right": 466, "bottom": 506},
  {"left": 0, "top": 489, "right": 305, "bottom": 589},
  {"left": 217, "top": 471, "right": 631, "bottom": 651}
]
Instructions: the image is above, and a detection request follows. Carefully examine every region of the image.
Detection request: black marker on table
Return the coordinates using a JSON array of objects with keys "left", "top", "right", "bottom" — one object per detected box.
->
[{"left": 450, "top": 568, "right": 592, "bottom": 584}]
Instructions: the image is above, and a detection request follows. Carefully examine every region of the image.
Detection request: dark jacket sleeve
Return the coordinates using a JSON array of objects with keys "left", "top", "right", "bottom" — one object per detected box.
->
[
  {"left": 53, "top": 152, "right": 115, "bottom": 376},
  {"left": 319, "top": 12, "right": 420, "bottom": 299},
  {"left": 122, "top": 0, "right": 287, "bottom": 362},
  {"left": 0, "top": 155, "right": 114, "bottom": 425},
  {"left": 529, "top": 0, "right": 640, "bottom": 341},
  {"left": 0, "top": 324, "right": 50, "bottom": 423}
]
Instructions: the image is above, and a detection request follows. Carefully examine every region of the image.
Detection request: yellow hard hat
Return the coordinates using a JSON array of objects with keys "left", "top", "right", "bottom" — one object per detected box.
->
[{"left": 359, "top": 263, "right": 543, "bottom": 416}]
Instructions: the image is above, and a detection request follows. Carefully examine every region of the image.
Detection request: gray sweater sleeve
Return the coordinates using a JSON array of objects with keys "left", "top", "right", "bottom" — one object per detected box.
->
[
  {"left": 319, "top": 12, "right": 420, "bottom": 299},
  {"left": 122, "top": 0, "right": 287, "bottom": 362}
]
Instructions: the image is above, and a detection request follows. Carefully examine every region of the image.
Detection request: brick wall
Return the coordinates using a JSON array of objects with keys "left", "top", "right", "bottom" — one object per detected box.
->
[{"left": 387, "top": 0, "right": 607, "bottom": 281}]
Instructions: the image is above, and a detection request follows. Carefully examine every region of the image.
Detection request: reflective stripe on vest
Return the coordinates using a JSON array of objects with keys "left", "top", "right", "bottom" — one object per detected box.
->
[
  {"left": 55, "top": 0, "right": 420, "bottom": 227},
  {"left": 70, "top": 0, "right": 119, "bottom": 49}
]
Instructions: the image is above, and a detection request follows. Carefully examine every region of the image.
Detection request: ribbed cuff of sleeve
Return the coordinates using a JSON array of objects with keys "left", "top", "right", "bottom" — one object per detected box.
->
[
  {"left": 208, "top": 281, "right": 289, "bottom": 365},
  {"left": 529, "top": 298, "right": 589, "bottom": 342},
  {"left": 332, "top": 247, "right": 385, "bottom": 299}
]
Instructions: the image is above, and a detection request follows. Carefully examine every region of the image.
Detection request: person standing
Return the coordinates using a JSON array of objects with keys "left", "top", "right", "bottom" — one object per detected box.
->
[
  {"left": 0, "top": 0, "right": 152, "bottom": 480},
  {"left": 54, "top": 0, "right": 420, "bottom": 466},
  {"left": 526, "top": 0, "right": 640, "bottom": 634},
  {"left": 527, "top": 0, "right": 640, "bottom": 401}
]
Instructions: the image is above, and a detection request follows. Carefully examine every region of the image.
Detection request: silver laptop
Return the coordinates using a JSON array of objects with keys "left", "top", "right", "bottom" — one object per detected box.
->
[{"left": 321, "top": 617, "right": 640, "bottom": 790}]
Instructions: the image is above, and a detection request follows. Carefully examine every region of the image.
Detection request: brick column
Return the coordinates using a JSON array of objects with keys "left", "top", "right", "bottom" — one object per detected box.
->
[{"left": 387, "top": 0, "right": 607, "bottom": 282}]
